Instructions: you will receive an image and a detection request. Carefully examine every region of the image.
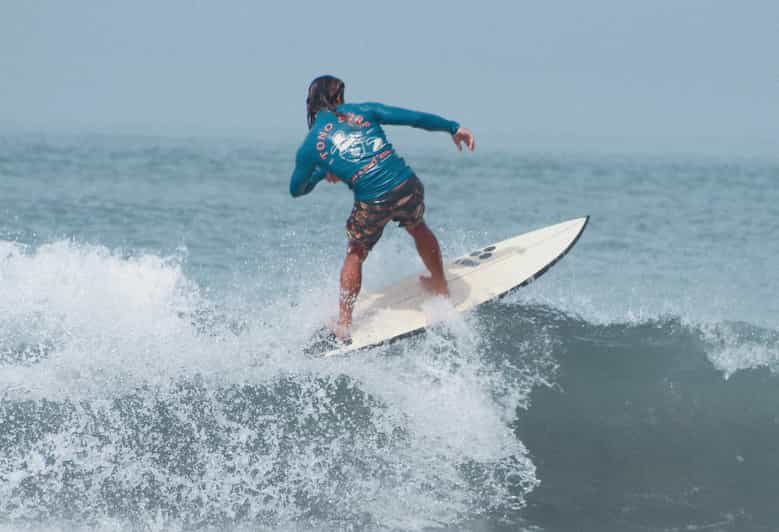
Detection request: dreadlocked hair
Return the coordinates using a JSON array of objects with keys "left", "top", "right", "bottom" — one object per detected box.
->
[{"left": 306, "top": 75, "right": 345, "bottom": 129}]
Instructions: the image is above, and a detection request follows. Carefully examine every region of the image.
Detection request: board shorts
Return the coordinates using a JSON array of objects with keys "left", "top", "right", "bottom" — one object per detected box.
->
[{"left": 346, "top": 175, "right": 425, "bottom": 252}]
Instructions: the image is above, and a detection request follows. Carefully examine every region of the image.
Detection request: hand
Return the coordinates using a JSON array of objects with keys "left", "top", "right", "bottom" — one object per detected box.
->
[
  {"left": 325, "top": 171, "right": 339, "bottom": 183},
  {"left": 452, "top": 127, "right": 475, "bottom": 152}
]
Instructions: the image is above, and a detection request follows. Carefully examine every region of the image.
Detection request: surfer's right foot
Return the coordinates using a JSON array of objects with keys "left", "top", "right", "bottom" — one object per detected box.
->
[
  {"left": 419, "top": 275, "right": 449, "bottom": 297},
  {"left": 303, "top": 327, "right": 351, "bottom": 356},
  {"left": 333, "top": 321, "right": 351, "bottom": 342}
]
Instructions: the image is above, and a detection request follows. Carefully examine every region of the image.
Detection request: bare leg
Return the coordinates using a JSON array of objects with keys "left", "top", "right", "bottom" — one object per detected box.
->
[
  {"left": 407, "top": 222, "right": 449, "bottom": 296},
  {"left": 335, "top": 244, "right": 367, "bottom": 339}
]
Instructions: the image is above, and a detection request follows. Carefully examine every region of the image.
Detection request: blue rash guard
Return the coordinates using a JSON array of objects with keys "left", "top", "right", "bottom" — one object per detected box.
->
[{"left": 289, "top": 102, "right": 459, "bottom": 201}]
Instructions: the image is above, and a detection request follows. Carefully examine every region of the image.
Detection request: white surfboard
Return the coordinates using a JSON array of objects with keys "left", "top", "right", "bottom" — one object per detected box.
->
[{"left": 318, "top": 216, "right": 589, "bottom": 357}]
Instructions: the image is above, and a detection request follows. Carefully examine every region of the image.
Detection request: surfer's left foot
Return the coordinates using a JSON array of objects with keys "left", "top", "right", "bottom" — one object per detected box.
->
[{"left": 419, "top": 275, "right": 449, "bottom": 297}]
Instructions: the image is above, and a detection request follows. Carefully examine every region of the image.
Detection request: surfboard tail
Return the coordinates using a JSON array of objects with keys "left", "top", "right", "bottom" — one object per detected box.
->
[{"left": 303, "top": 327, "right": 353, "bottom": 357}]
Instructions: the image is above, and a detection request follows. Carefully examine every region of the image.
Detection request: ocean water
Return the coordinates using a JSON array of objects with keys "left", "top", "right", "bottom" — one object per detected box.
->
[{"left": 1, "top": 132, "right": 778, "bottom": 532}]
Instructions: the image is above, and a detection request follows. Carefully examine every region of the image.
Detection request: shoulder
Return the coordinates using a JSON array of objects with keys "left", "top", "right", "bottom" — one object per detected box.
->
[
  {"left": 336, "top": 103, "right": 359, "bottom": 113},
  {"left": 336, "top": 102, "right": 384, "bottom": 114},
  {"left": 337, "top": 102, "right": 388, "bottom": 123}
]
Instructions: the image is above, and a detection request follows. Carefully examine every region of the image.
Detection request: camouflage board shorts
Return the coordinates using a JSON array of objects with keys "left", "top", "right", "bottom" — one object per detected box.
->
[{"left": 346, "top": 175, "right": 425, "bottom": 252}]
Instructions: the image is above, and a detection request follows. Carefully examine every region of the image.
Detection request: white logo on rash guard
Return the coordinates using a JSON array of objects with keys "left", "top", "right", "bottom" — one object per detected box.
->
[
  {"left": 330, "top": 131, "right": 363, "bottom": 161},
  {"left": 331, "top": 131, "right": 384, "bottom": 162}
]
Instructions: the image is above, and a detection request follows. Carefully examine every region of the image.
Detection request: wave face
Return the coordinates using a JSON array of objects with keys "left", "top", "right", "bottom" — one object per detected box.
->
[
  {"left": 498, "top": 304, "right": 779, "bottom": 532},
  {"left": 1, "top": 134, "right": 778, "bottom": 531}
]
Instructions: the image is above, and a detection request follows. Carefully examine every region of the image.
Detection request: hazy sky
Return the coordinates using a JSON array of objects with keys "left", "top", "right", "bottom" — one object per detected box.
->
[{"left": 2, "top": 1, "right": 777, "bottom": 155}]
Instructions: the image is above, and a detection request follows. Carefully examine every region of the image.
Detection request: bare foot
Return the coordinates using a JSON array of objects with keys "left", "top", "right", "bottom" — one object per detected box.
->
[
  {"left": 324, "top": 317, "right": 351, "bottom": 342},
  {"left": 333, "top": 321, "right": 351, "bottom": 341},
  {"left": 419, "top": 275, "right": 449, "bottom": 297}
]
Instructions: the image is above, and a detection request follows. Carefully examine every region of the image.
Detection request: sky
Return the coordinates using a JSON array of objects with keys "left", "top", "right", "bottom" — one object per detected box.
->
[{"left": 1, "top": 1, "right": 777, "bottom": 156}]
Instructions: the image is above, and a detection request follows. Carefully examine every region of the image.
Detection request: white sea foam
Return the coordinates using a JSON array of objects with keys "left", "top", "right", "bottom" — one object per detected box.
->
[
  {"left": 0, "top": 238, "right": 545, "bottom": 530},
  {"left": 700, "top": 321, "right": 779, "bottom": 379}
]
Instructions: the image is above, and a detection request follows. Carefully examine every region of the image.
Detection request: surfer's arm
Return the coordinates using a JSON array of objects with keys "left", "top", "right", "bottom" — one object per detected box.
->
[
  {"left": 289, "top": 148, "right": 326, "bottom": 197},
  {"left": 362, "top": 102, "right": 460, "bottom": 134}
]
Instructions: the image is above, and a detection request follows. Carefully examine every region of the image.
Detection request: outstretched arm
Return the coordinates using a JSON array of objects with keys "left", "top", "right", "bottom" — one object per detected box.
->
[
  {"left": 363, "top": 102, "right": 475, "bottom": 151},
  {"left": 363, "top": 102, "right": 460, "bottom": 134}
]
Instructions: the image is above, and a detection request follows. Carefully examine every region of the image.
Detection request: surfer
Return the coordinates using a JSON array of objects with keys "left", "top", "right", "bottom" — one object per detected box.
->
[{"left": 289, "top": 75, "right": 475, "bottom": 341}]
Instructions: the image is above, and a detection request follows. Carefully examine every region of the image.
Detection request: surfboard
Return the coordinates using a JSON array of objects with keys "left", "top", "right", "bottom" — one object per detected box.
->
[{"left": 313, "top": 216, "right": 589, "bottom": 357}]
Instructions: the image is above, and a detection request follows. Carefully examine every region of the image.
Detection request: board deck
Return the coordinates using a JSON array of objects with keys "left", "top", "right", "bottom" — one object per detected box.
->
[{"left": 317, "top": 216, "right": 589, "bottom": 357}]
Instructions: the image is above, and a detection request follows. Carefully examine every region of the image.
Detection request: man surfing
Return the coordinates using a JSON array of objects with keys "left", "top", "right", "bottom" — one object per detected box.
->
[{"left": 289, "top": 75, "right": 475, "bottom": 342}]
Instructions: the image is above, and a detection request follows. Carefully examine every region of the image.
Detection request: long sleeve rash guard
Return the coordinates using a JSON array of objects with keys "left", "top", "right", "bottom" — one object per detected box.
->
[{"left": 289, "top": 102, "right": 459, "bottom": 201}]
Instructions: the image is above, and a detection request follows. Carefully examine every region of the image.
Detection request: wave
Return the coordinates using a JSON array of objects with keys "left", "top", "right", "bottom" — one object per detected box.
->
[
  {"left": 0, "top": 240, "right": 543, "bottom": 530},
  {"left": 1, "top": 240, "right": 778, "bottom": 530}
]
